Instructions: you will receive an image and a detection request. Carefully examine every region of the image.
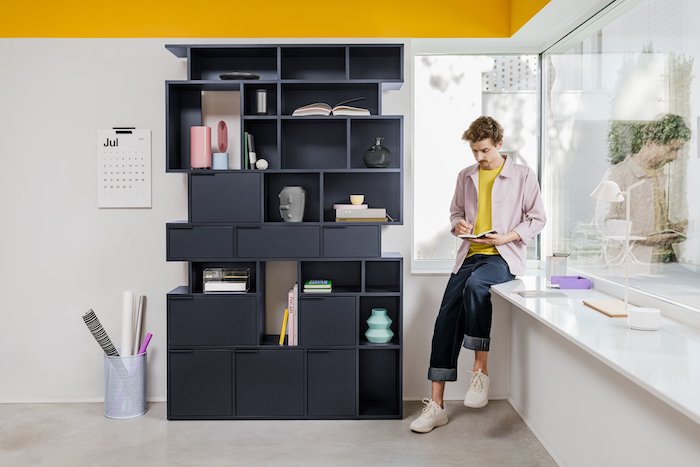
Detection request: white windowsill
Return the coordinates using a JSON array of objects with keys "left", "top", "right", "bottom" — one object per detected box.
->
[{"left": 491, "top": 274, "right": 700, "bottom": 425}]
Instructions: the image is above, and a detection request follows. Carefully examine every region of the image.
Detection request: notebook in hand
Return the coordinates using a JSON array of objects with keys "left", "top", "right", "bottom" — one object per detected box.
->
[{"left": 458, "top": 229, "right": 497, "bottom": 239}]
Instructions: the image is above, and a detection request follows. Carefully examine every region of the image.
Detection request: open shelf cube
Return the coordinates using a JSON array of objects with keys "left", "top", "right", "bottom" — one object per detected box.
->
[
  {"left": 264, "top": 173, "right": 321, "bottom": 222},
  {"left": 281, "top": 46, "right": 346, "bottom": 80},
  {"left": 359, "top": 348, "right": 401, "bottom": 417},
  {"left": 350, "top": 118, "right": 402, "bottom": 169},
  {"left": 281, "top": 83, "right": 380, "bottom": 116},
  {"left": 188, "top": 46, "right": 278, "bottom": 81},
  {"left": 300, "top": 261, "right": 362, "bottom": 294},
  {"left": 282, "top": 119, "right": 347, "bottom": 169},
  {"left": 323, "top": 172, "right": 402, "bottom": 223},
  {"left": 349, "top": 46, "right": 403, "bottom": 81}
]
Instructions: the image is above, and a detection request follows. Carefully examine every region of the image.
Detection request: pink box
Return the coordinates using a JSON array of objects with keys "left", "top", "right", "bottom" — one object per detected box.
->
[{"left": 190, "top": 126, "right": 212, "bottom": 169}]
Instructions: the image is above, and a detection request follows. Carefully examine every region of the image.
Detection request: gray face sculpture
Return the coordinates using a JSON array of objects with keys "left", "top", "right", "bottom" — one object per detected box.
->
[{"left": 279, "top": 186, "right": 306, "bottom": 222}]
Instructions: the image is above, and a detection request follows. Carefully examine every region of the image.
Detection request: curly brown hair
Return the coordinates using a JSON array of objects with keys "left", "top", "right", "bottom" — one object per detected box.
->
[{"left": 462, "top": 116, "right": 504, "bottom": 144}]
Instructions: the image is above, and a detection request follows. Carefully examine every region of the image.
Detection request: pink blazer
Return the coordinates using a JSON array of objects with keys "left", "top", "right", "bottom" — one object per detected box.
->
[{"left": 449, "top": 156, "right": 546, "bottom": 276}]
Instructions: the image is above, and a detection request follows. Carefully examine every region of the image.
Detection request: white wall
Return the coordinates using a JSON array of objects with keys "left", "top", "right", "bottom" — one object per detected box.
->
[
  {"left": 0, "top": 37, "right": 483, "bottom": 402},
  {"left": 0, "top": 0, "right": 611, "bottom": 403}
]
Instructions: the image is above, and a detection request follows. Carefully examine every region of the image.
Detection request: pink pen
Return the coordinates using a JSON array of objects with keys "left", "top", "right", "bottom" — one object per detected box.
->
[{"left": 138, "top": 332, "right": 153, "bottom": 355}]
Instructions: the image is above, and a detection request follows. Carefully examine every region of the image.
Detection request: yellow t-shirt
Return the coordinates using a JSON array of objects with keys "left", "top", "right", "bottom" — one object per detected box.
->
[{"left": 467, "top": 164, "right": 503, "bottom": 257}]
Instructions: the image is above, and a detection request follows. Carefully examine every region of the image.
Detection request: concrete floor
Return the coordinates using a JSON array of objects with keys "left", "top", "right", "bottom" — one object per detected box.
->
[{"left": 0, "top": 401, "right": 556, "bottom": 466}]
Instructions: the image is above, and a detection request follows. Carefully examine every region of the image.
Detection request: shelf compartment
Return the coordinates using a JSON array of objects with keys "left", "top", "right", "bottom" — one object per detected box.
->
[
  {"left": 300, "top": 296, "right": 356, "bottom": 346},
  {"left": 168, "top": 294, "right": 257, "bottom": 346},
  {"left": 349, "top": 45, "right": 403, "bottom": 81},
  {"left": 359, "top": 296, "right": 400, "bottom": 346},
  {"left": 264, "top": 172, "right": 321, "bottom": 222},
  {"left": 365, "top": 260, "right": 401, "bottom": 292},
  {"left": 323, "top": 172, "right": 401, "bottom": 223},
  {"left": 281, "top": 83, "right": 380, "bottom": 116},
  {"left": 300, "top": 260, "right": 361, "bottom": 293},
  {"left": 243, "top": 119, "right": 279, "bottom": 169},
  {"left": 350, "top": 118, "right": 402, "bottom": 169},
  {"left": 190, "top": 261, "right": 259, "bottom": 294},
  {"left": 167, "top": 224, "right": 234, "bottom": 260},
  {"left": 235, "top": 349, "right": 304, "bottom": 416},
  {"left": 282, "top": 120, "right": 347, "bottom": 169},
  {"left": 244, "top": 83, "right": 277, "bottom": 116},
  {"left": 281, "top": 46, "right": 345, "bottom": 80},
  {"left": 359, "top": 348, "right": 401, "bottom": 417},
  {"left": 189, "top": 47, "right": 278, "bottom": 81},
  {"left": 190, "top": 172, "right": 262, "bottom": 223},
  {"left": 166, "top": 82, "right": 243, "bottom": 172},
  {"left": 322, "top": 225, "right": 380, "bottom": 258},
  {"left": 168, "top": 349, "right": 233, "bottom": 418},
  {"left": 307, "top": 350, "right": 356, "bottom": 416}
]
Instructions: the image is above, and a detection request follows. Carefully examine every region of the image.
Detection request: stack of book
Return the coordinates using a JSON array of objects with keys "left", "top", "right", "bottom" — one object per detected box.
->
[
  {"left": 303, "top": 279, "right": 332, "bottom": 293},
  {"left": 334, "top": 204, "right": 388, "bottom": 222},
  {"left": 203, "top": 268, "right": 250, "bottom": 293}
]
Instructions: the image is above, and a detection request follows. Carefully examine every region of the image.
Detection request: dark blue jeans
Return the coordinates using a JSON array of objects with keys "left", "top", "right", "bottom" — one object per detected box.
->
[{"left": 428, "top": 254, "right": 515, "bottom": 382}]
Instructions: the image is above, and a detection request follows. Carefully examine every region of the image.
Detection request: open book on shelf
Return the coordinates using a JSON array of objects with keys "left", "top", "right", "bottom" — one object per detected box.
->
[{"left": 292, "top": 97, "right": 370, "bottom": 116}]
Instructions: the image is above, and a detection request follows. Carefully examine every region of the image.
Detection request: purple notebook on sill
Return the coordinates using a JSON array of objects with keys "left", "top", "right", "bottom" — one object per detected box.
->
[{"left": 550, "top": 275, "right": 593, "bottom": 289}]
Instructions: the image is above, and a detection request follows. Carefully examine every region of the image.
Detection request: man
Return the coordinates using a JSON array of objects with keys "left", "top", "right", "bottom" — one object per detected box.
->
[{"left": 410, "top": 116, "right": 546, "bottom": 433}]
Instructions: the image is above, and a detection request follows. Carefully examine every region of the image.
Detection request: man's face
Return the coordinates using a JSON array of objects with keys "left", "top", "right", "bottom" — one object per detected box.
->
[{"left": 469, "top": 138, "right": 503, "bottom": 170}]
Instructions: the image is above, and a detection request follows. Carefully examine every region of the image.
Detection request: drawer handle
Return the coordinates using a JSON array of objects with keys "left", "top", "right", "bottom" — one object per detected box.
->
[
  {"left": 191, "top": 172, "right": 216, "bottom": 176},
  {"left": 169, "top": 295, "right": 194, "bottom": 301},
  {"left": 169, "top": 350, "right": 194, "bottom": 354},
  {"left": 238, "top": 226, "right": 261, "bottom": 230},
  {"left": 307, "top": 350, "right": 331, "bottom": 353},
  {"left": 236, "top": 350, "right": 259, "bottom": 354},
  {"left": 324, "top": 225, "right": 348, "bottom": 229}
]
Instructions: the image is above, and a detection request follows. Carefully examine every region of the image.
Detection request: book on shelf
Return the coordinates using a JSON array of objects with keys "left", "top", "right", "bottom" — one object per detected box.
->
[
  {"left": 336, "top": 207, "right": 386, "bottom": 218},
  {"left": 203, "top": 281, "right": 248, "bottom": 293},
  {"left": 333, "top": 203, "right": 368, "bottom": 210},
  {"left": 303, "top": 279, "right": 333, "bottom": 289},
  {"left": 246, "top": 132, "right": 257, "bottom": 168},
  {"left": 287, "top": 284, "right": 299, "bottom": 345},
  {"left": 243, "top": 131, "right": 249, "bottom": 170},
  {"left": 336, "top": 217, "right": 388, "bottom": 222},
  {"left": 303, "top": 288, "right": 332, "bottom": 293},
  {"left": 278, "top": 308, "right": 289, "bottom": 345},
  {"left": 292, "top": 97, "right": 370, "bottom": 116}
]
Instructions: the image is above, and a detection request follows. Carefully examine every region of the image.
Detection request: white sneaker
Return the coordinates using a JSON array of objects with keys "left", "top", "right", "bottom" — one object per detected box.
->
[
  {"left": 464, "top": 370, "right": 490, "bottom": 408},
  {"left": 409, "top": 398, "right": 448, "bottom": 433}
]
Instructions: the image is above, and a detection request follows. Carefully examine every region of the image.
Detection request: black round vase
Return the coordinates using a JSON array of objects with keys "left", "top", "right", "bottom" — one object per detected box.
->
[{"left": 363, "top": 137, "right": 392, "bottom": 168}]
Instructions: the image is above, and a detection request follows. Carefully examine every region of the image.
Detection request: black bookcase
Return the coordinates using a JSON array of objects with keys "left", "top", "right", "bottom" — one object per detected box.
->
[{"left": 165, "top": 44, "right": 403, "bottom": 420}]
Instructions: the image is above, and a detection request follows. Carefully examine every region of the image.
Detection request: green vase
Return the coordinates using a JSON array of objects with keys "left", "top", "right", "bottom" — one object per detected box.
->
[{"left": 365, "top": 308, "right": 394, "bottom": 344}]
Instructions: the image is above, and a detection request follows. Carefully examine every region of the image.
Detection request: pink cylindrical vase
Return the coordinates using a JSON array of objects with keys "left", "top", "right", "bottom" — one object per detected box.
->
[{"left": 190, "top": 126, "right": 212, "bottom": 169}]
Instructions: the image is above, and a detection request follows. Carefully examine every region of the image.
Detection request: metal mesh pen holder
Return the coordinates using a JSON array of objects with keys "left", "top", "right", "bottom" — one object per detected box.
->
[{"left": 103, "top": 352, "right": 147, "bottom": 419}]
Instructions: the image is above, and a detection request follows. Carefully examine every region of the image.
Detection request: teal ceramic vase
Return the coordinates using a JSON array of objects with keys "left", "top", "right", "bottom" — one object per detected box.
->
[{"left": 365, "top": 308, "right": 394, "bottom": 344}]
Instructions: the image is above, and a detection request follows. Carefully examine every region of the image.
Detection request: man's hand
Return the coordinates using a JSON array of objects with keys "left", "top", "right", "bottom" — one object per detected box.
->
[
  {"left": 454, "top": 219, "right": 473, "bottom": 236},
  {"left": 469, "top": 231, "right": 521, "bottom": 246}
]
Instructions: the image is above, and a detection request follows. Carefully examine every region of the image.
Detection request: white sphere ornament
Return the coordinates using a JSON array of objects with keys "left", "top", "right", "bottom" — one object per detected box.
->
[{"left": 256, "top": 159, "right": 269, "bottom": 170}]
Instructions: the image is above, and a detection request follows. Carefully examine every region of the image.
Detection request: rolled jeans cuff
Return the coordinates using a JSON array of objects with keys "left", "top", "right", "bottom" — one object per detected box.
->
[
  {"left": 463, "top": 335, "right": 490, "bottom": 351},
  {"left": 428, "top": 367, "right": 457, "bottom": 382}
]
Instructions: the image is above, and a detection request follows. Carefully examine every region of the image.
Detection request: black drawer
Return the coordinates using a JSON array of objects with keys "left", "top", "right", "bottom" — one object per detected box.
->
[
  {"left": 167, "top": 224, "right": 234, "bottom": 260},
  {"left": 235, "top": 350, "right": 304, "bottom": 416},
  {"left": 323, "top": 225, "right": 380, "bottom": 258},
  {"left": 237, "top": 225, "right": 320, "bottom": 258},
  {"left": 168, "top": 294, "right": 257, "bottom": 346},
  {"left": 307, "top": 350, "right": 356, "bottom": 416},
  {"left": 300, "top": 296, "right": 356, "bottom": 346},
  {"left": 190, "top": 172, "right": 261, "bottom": 223},
  {"left": 168, "top": 349, "right": 232, "bottom": 418}
]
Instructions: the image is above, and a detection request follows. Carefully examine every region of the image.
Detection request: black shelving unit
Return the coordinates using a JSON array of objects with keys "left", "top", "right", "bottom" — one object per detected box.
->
[{"left": 165, "top": 44, "right": 404, "bottom": 420}]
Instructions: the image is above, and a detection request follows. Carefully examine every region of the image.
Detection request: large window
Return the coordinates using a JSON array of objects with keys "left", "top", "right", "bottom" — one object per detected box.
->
[
  {"left": 413, "top": 54, "right": 539, "bottom": 272},
  {"left": 543, "top": 0, "right": 700, "bottom": 310}
]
